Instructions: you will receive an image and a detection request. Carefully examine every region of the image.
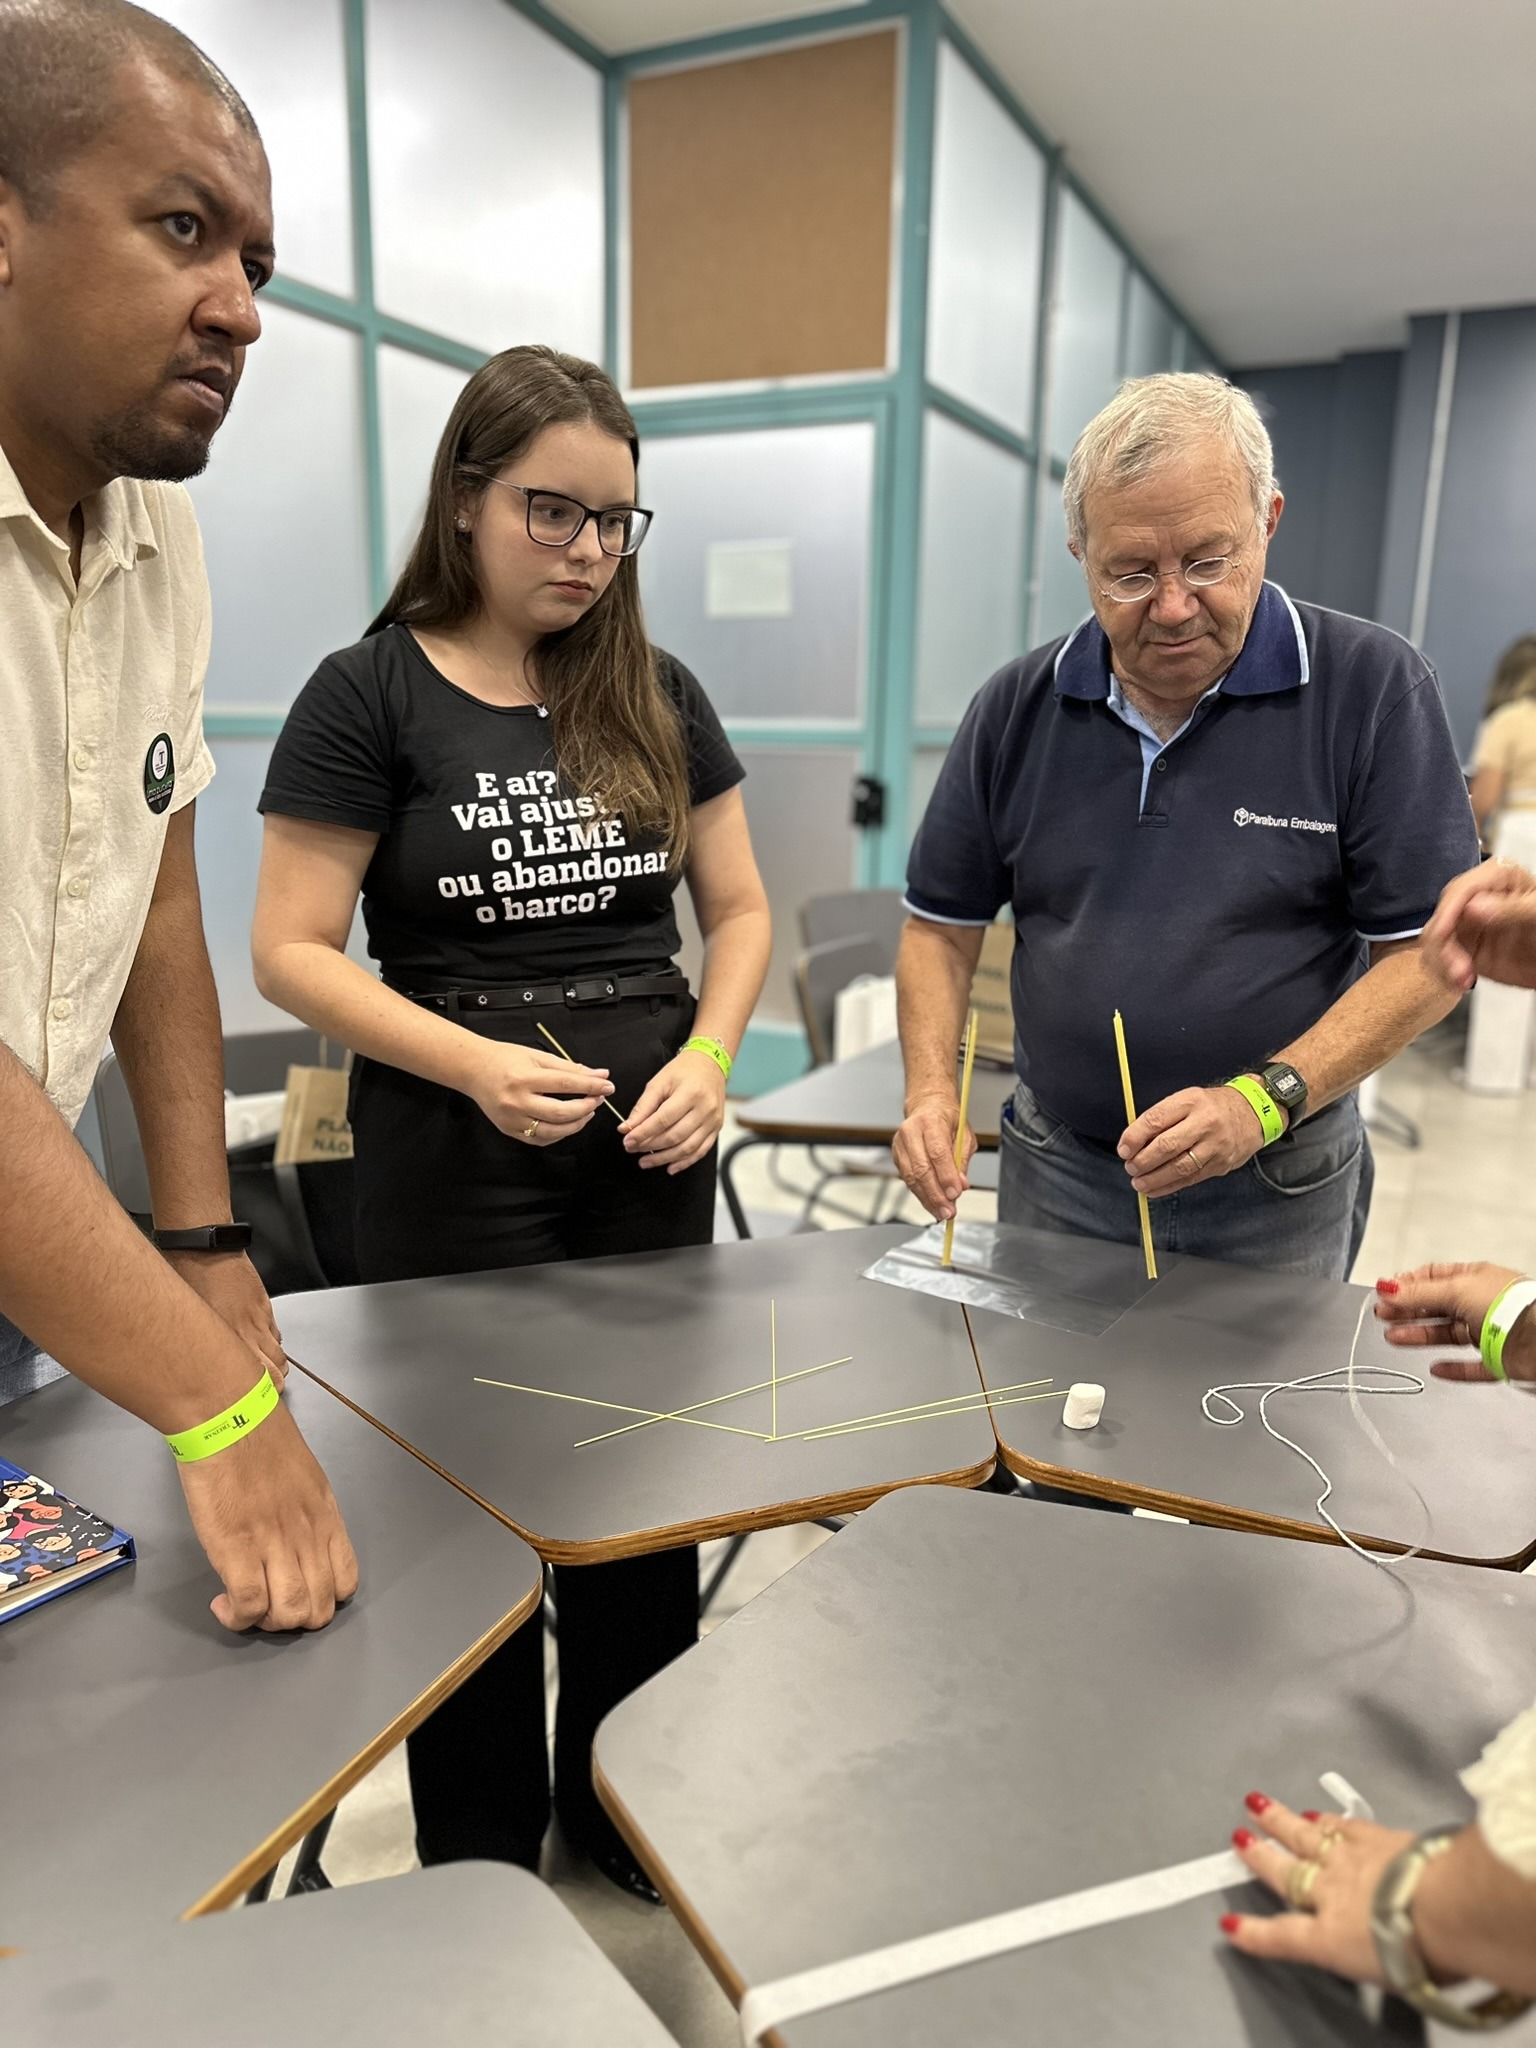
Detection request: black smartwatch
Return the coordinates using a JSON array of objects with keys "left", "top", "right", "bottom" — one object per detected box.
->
[
  {"left": 1260, "top": 1062, "right": 1308, "bottom": 1125},
  {"left": 150, "top": 1223, "right": 253, "bottom": 1253}
]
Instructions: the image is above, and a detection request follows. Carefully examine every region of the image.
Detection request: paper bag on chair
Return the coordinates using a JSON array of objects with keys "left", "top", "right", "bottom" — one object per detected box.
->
[{"left": 273, "top": 1051, "right": 354, "bottom": 1165}]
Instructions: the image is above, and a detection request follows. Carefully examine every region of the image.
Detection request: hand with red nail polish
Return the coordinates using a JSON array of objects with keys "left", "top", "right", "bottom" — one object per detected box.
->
[
  {"left": 1301, "top": 1810, "right": 1322, "bottom": 1823},
  {"left": 1223, "top": 1796, "right": 1413, "bottom": 1986},
  {"left": 1371, "top": 1262, "right": 1536, "bottom": 1382}
]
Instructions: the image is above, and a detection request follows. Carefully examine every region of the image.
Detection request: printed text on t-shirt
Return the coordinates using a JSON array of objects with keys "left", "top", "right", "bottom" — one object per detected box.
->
[{"left": 438, "top": 767, "right": 671, "bottom": 926}]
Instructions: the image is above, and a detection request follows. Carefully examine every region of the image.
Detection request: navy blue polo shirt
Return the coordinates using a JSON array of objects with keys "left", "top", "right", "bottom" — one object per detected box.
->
[{"left": 906, "top": 583, "right": 1479, "bottom": 1145}]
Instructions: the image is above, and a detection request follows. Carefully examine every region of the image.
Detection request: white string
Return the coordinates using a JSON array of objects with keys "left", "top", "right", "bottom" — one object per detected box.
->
[{"left": 1201, "top": 1295, "right": 1432, "bottom": 1567}]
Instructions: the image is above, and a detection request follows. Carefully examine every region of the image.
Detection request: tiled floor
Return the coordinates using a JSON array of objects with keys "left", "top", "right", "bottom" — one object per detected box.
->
[{"left": 281, "top": 1012, "right": 1536, "bottom": 2045}]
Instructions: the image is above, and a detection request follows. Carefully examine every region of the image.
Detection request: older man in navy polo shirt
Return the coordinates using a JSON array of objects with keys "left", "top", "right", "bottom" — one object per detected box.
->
[{"left": 894, "top": 374, "right": 1478, "bottom": 1279}]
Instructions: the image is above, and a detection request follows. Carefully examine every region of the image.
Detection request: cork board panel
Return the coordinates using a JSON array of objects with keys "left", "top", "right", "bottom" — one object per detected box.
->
[{"left": 628, "top": 30, "right": 898, "bottom": 389}]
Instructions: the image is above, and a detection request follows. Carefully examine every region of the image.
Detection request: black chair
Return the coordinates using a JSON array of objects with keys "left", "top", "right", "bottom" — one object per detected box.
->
[{"left": 89, "top": 1032, "right": 357, "bottom": 1294}]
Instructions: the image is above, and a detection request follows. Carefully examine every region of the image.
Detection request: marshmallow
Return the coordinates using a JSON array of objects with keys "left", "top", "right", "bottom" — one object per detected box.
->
[{"left": 1062, "top": 1382, "right": 1105, "bottom": 1430}]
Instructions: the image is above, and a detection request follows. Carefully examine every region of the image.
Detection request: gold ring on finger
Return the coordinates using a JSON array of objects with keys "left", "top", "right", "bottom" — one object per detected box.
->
[
  {"left": 1286, "top": 1858, "right": 1321, "bottom": 1912},
  {"left": 1186, "top": 1148, "right": 1201, "bottom": 1171},
  {"left": 1315, "top": 1826, "right": 1342, "bottom": 1861},
  {"left": 523, "top": 1119, "right": 540, "bottom": 1140}
]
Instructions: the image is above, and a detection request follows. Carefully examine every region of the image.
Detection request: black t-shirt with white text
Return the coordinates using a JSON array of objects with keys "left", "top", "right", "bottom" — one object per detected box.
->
[{"left": 259, "top": 623, "right": 744, "bottom": 986}]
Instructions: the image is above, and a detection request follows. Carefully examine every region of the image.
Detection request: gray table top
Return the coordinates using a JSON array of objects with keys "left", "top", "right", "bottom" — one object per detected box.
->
[
  {"left": 595, "top": 1484, "right": 1536, "bottom": 2046},
  {"left": 3, "top": 1863, "right": 678, "bottom": 2044},
  {"left": 736, "top": 1040, "right": 1015, "bottom": 1148},
  {"left": 967, "top": 1229, "right": 1536, "bottom": 1566},
  {"left": 279, "top": 1226, "right": 995, "bottom": 1563},
  {"left": 0, "top": 1373, "right": 541, "bottom": 1943}
]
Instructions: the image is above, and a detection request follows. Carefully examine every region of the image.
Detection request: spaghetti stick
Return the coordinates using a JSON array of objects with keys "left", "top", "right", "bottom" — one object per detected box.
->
[
  {"left": 941, "top": 1008, "right": 980, "bottom": 1269},
  {"left": 536, "top": 1019, "right": 626, "bottom": 1121},
  {"left": 800, "top": 1389, "right": 1069, "bottom": 1442},
  {"left": 1112, "top": 1009, "right": 1159, "bottom": 1282},
  {"left": 574, "top": 1355, "right": 852, "bottom": 1448},
  {"left": 474, "top": 1377, "right": 768, "bottom": 1440},
  {"left": 777, "top": 1376, "right": 1054, "bottom": 1439}
]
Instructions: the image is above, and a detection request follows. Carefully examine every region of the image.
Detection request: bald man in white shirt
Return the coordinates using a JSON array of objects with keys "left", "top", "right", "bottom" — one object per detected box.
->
[{"left": 0, "top": 0, "right": 356, "bottom": 1630}]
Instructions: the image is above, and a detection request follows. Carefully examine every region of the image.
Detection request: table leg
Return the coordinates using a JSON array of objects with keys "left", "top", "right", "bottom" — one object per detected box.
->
[{"left": 719, "top": 1135, "right": 769, "bottom": 1240}]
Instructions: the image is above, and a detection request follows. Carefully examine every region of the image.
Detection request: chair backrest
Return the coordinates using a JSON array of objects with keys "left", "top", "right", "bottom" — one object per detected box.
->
[
  {"left": 88, "top": 1029, "right": 328, "bottom": 1219},
  {"left": 795, "top": 936, "right": 890, "bottom": 1066},
  {"left": 798, "top": 888, "right": 906, "bottom": 971}
]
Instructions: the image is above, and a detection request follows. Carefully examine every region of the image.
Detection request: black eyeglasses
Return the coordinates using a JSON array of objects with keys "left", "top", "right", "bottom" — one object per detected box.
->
[{"left": 479, "top": 477, "right": 654, "bottom": 558}]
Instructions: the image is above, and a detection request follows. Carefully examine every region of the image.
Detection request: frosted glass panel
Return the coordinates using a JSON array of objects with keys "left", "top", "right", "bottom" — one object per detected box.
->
[
  {"left": 1035, "top": 482, "right": 1092, "bottom": 646},
  {"left": 927, "top": 43, "right": 1045, "bottom": 436},
  {"left": 189, "top": 303, "right": 370, "bottom": 706},
  {"left": 199, "top": 740, "right": 372, "bottom": 1036},
  {"left": 1123, "top": 272, "right": 1176, "bottom": 379},
  {"left": 736, "top": 747, "right": 862, "bottom": 1027},
  {"left": 639, "top": 423, "right": 875, "bottom": 723},
  {"left": 910, "top": 747, "right": 949, "bottom": 836},
  {"left": 1048, "top": 191, "right": 1126, "bottom": 457},
  {"left": 379, "top": 348, "right": 472, "bottom": 579},
  {"left": 368, "top": 0, "right": 603, "bottom": 356},
  {"left": 147, "top": 0, "right": 352, "bottom": 294},
  {"left": 915, "top": 411, "right": 1029, "bottom": 723}
]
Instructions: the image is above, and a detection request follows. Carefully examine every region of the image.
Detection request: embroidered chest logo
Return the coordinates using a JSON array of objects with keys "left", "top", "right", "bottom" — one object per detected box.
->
[
  {"left": 1232, "top": 807, "right": 1336, "bottom": 835},
  {"left": 143, "top": 733, "right": 175, "bottom": 814}
]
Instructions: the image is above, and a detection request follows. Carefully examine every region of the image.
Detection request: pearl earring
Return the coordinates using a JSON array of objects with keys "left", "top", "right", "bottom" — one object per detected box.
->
[{"left": 455, "top": 516, "right": 469, "bottom": 531}]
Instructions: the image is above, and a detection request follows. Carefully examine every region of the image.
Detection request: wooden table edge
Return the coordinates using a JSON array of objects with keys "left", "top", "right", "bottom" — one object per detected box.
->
[
  {"left": 734, "top": 1112, "right": 1000, "bottom": 1150},
  {"left": 594, "top": 1757, "right": 758, "bottom": 2017},
  {"left": 292, "top": 1357, "right": 997, "bottom": 1565},
  {"left": 993, "top": 1446, "right": 1536, "bottom": 1572},
  {"left": 178, "top": 1574, "right": 542, "bottom": 1919}
]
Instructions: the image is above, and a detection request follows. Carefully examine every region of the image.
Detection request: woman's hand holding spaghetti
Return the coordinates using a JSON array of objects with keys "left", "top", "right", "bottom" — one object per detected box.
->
[{"left": 465, "top": 1042, "right": 614, "bottom": 1145}]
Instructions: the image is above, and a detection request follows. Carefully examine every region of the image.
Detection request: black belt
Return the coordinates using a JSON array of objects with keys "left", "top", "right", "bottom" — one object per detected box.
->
[{"left": 403, "top": 972, "right": 686, "bottom": 1015}]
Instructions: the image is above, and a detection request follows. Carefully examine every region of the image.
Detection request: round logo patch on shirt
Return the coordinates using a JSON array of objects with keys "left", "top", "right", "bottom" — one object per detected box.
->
[{"left": 143, "top": 733, "right": 175, "bottom": 814}]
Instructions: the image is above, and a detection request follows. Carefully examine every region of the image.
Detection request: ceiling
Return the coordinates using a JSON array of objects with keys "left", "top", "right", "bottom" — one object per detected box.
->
[{"left": 545, "top": 0, "right": 1536, "bottom": 368}]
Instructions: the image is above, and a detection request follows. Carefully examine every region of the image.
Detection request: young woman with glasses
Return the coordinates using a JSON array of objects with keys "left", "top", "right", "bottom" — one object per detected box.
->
[{"left": 252, "top": 345, "right": 771, "bottom": 1894}]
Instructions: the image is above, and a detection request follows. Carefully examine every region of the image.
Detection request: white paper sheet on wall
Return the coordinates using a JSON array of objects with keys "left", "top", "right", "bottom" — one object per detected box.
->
[{"left": 705, "top": 539, "right": 795, "bottom": 619}]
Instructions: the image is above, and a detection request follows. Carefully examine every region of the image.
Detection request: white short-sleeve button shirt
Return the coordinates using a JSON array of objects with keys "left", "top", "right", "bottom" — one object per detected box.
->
[{"left": 0, "top": 440, "right": 216, "bottom": 1129}]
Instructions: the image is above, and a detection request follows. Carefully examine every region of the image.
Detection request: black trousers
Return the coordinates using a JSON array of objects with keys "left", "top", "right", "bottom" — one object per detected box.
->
[{"left": 349, "top": 988, "right": 715, "bottom": 1868}]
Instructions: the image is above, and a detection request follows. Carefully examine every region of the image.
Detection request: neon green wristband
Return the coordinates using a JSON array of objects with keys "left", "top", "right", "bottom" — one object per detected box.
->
[
  {"left": 165, "top": 1368, "right": 280, "bottom": 1462},
  {"left": 1480, "top": 1280, "right": 1536, "bottom": 1382},
  {"left": 1224, "top": 1073, "right": 1286, "bottom": 1146},
  {"left": 683, "top": 1035, "right": 733, "bottom": 1080}
]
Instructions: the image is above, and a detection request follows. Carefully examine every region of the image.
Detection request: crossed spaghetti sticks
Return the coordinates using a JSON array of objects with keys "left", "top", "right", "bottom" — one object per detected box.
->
[{"left": 476, "top": 1301, "right": 1066, "bottom": 1451}]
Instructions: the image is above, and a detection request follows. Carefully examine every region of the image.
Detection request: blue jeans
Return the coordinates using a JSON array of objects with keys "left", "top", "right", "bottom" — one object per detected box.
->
[
  {"left": 0, "top": 1312, "right": 66, "bottom": 1409},
  {"left": 998, "top": 1083, "right": 1373, "bottom": 1282}
]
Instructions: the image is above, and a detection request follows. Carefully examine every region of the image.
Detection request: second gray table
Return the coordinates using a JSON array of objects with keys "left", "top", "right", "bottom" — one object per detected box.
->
[
  {"left": 969, "top": 1231, "right": 1536, "bottom": 1566},
  {"left": 0, "top": 1372, "right": 541, "bottom": 1941},
  {"left": 595, "top": 1484, "right": 1536, "bottom": 2046}
]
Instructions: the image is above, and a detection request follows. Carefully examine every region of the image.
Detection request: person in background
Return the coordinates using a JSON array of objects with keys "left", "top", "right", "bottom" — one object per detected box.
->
[
  {"left": 894, "top": 373, "right": 1479, "bottom": 1282},
  {"left": 1463, "top": 640, "right": 1536, "bottom": 1092},
  {"left": 1470, "top": 633, "right": 1536, "bottom": 841},
  {"left": 0, "top": 0, "right": 356, "bottom": 1630},
  {"left": 1219, "top": 857, "right": 1536, "bottom": 2016},
  {"left": 253, "top": 344, "right": 771, "bottom": 1895}
]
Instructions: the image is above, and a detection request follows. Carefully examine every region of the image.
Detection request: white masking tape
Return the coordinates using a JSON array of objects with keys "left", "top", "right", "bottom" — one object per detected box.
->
[
  {"left": 737, "top": 1767, "right": 1367, "bottom": 2045},
  {"left": 737, "top": 1848, "right": 1248, "bottom": 2045},
  {"left": 1062, "top": 1382, "right": 1105, "bottom": 1429}
]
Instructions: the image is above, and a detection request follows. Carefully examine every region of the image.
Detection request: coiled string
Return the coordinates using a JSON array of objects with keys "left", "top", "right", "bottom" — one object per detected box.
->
[{"left": 1201, "top": 1295, "right": 1433, "bottom": 1567}]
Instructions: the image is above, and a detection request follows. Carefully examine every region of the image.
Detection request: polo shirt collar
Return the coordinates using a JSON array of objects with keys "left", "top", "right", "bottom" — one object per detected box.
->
[
  {"left": 0, "top": 435, "right": 159, "bottom": 570},
  {"left": 1053, "top": 581, "right": 1310, "bottom": 701}
]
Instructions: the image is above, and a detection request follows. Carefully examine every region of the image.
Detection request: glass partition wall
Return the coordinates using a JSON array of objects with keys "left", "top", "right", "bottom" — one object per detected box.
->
[{"left": 145, "top": 0, "right": 1216, "bottom": 1073}]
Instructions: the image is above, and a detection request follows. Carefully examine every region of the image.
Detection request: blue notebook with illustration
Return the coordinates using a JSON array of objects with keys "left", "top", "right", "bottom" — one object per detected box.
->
[{"left": 0, "top": 1456, "right": 135, "bottom": 1624}]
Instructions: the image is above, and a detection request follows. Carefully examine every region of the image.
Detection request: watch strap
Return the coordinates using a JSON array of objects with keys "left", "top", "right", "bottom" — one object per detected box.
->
[
  {"left": 151, "top": 1223, "right": 253, "bottom": 1253},
  {"left": 1224, "top": 1074, "right": 1285, "bottom": 1146},
  {"left": 1371, "top": 1827, "right": 1531, "bottom": 2029}
]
